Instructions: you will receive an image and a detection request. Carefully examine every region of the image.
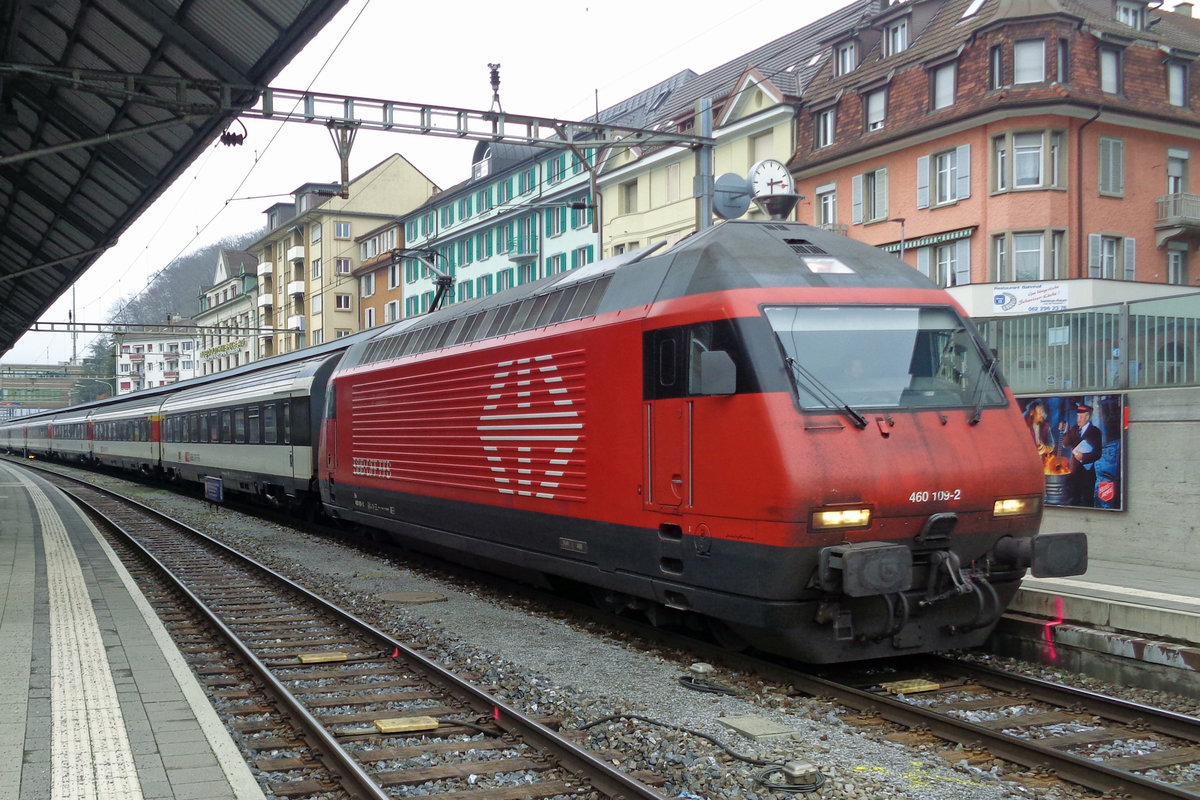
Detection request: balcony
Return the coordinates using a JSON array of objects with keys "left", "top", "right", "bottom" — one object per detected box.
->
[
  {"left": 287, "top": 280, "right": 306, "bottom": 298},
  {"left": 287, "top": 245, "right": 305, "bottom": 263},
  {"left": 257, "top": 260, "right": 273, "bottom": 277},
  {"left": 287, "top": 315, "right": 305, "bottom": 330},
  {"left": 258, "top": 293, "right": 274, "bottom": 309},
  {"left": 1155, "top": 193, "right": 1200, "bottom": 245},
  {"left": 510, "top": 247, "right": 537, "bottom": 265},
  {"left": 163, "top": 370, "right": 179, "bottom": 379},
  {"left": 128, "top": 353, "right": 145, "bottom": 362}
]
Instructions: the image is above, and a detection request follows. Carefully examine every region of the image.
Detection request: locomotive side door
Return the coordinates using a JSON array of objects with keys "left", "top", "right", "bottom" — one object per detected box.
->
[{"left": 644, "top": 328, "right": 690, "bottom": 511}]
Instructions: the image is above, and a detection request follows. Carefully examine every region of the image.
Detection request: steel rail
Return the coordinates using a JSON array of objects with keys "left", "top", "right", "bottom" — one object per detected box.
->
[{"left": 45, "top": 468, "right": 666, "bottom": 800}]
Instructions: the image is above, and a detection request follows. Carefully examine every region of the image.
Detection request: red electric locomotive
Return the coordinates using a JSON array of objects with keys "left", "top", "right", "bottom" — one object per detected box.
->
[{"left": 320, "top": 219, "right": 1083, "bottom": 662}]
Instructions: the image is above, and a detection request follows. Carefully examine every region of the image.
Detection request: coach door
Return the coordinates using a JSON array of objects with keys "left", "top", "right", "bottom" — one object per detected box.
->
[{"left": 644, "top": 327, "right": 691, "bottom": 511}]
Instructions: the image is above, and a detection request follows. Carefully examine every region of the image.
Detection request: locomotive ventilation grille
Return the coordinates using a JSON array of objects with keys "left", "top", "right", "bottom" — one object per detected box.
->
[
  {"left": 784, "top": 238, "right": 828, "bottom": 256},
  {"left": 349, "top": 350, "right": 587, "bottom": 502}
]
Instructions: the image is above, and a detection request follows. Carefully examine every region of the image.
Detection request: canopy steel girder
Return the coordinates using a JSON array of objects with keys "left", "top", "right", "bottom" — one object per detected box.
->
[
  {"left": 28, "top": 321, "right": 294, "bottom": 335},
  {"left": 0, "top": 63, "right": 714, "bottom": 154}
]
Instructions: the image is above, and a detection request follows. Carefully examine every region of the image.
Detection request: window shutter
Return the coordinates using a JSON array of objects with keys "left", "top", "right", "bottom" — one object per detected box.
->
[
  {"left": 916, "top": 155, "right": 930, "bottom": 209},
  {"left": 878, "top": 168, "right": 889, "bottom": 220},
  {"left": 916, "top": 247, "right": 931, "bottom": 277},
  {"left": 955, "top": 239, "right": 972, "bottom": 285},
  {"left": 955, "top": 144, "right": 971, "bottom": 199},
  {"left": 1087, "top": 233, "right": 1102, "bottom": 277},
  {"left": 852, "top": 173, "right": 864, "bottom": 224},
  {"left": 560, "top": 206, "right": 568, "bottom": 233},
  {"left": 1123, "top": 237, "right": 1136, "bottom": 280}
]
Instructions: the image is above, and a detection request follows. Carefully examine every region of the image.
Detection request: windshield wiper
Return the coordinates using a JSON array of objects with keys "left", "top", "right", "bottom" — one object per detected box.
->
[
  {"left": 968, "top": 354, "right": 1001, "bottom": 425},
  {"left": 785, "top": 356, "right": 868, "bottom": 429}
]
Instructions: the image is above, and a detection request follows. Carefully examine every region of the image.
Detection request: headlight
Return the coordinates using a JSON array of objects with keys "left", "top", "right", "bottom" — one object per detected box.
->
[
  {"left": 811, "top": 506, "right": 872, "bottom": 530},
  {"left": 993, "top": 496, "right": 1041, "bottom": 518}
]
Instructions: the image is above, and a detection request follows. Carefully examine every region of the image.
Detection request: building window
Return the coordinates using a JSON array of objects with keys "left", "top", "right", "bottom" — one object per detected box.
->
[
  {"left": 621, "top": 180, "right": 638, "bottom": 214},
  {"left": 917, "top": 241, "right": 970, "bottom": 287},
  {"left": 883, "top": 18, "right": 908, "bottom": 57},
  {"left": 865, "top": 89, "right": 886, "bottom": 131},
  {"left": 1099, "top": 137, "right": 1125, "bottom": 197},
  {"left": 360, "top": 273, "right": 375, "bottom": 298},
  {"left": 546, "top": 253, "right": 567, "bottom": 275},
  {"left": 1168, "top": 62, "right": 1188, "bottom": 107},
  {"left": 337, "top": 258, "right": 350, "bottom": 275},
  {"left": 1014, "top": 39, "right": 1045, "bottom": 84},
  {"left": 989, "top": 45, "right": 1004, "bottom": 90},
  {"left": 1057, "top": 39, "right": 1070, "bottom": 83},
  {"left": 1168, "top": 244, "right": 1189, "bottom": 285},
  {"left": 388, "top": 261, "right": 401, "bottom": 289},
  {"left": 311, "top": 258, "right": 322, "bottom": 279},
  {"left": 363, "top": 307, "right": 376, "bottom": 328},
  {"left": 312, "top": 294, "right": 323, "bottom": 314},
  {"left": 917, "top": 145, "right": 971, "bottom": 208},
  {"left": 1167, "top": 151, "right": 1189, "bottom": 195},
  {"left": 335, "top": 294, "right": 351, "bottom": 310},
  {"left": 572, "top": 245, "right": 594, "bottom": 268},
  {"left": 385, "top": 301, "right": 400, "bottom": 323},
  {"left": 992, "top": 230, "right": 1066, "bottom": 281},
  {"left": 335, "top": 221, "right": 350, "bottom": 238},
  {"left": 311, "top": 222, "right": 322, "bottom": 243},
  {"left": 336, "top": 329, "right": 352, "bottom": 338},
  {"left": 546, "top": 206, "right": 564, "bottom": 237},
  {"left": 1116, "top": 0, "right": 1146, "bottom": 29},
  {"left": 1099, "top": 48, "right": 1122, "bottom": 94},
  {"left": 931, "top": 63, "right": 956, "bottom": 110},
  {"left": 851, "top": 167, "right": 888, "bottom": 224},
  {"left": 815, "top": 183, "right": 837, "bottom": 228},
  {"left": 815, "top": 108, "right": 836, "bottom": 148},
  {"left": 992, "top": 130, "right": 1064, "bottom": 191},
  {"left": 1088, "top": 233, "right": 1136, "bottom": 279},
  {"left": 836, "top": 41, "right": 857, "bottom": 75}
]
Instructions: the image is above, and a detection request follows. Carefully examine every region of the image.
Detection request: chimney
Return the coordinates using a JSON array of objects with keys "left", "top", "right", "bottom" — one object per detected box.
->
[{"left": 1177, "top": 2, "right": 1194, "bottom": 17}]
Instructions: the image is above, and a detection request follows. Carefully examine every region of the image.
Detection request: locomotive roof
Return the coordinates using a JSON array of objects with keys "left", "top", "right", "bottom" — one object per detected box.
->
[{"left": 341, "top": 220, "right": 941, "bottom": 372}]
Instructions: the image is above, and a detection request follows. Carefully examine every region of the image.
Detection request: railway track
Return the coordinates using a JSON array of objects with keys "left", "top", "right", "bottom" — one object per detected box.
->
[
  {"left": 36, "top": 465, "right": 667, "bottom": 800},
  {"left": 790, "top": 655, "right": 1200, "bottom": 800},
  {"left": 16, "top": 456, "right": 1200, "bottom": 799}
]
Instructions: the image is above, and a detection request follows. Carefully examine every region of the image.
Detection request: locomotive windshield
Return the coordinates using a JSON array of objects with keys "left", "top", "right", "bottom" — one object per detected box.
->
[{"left": 763, "top": 305, "right": 1006, "bottom": 412}]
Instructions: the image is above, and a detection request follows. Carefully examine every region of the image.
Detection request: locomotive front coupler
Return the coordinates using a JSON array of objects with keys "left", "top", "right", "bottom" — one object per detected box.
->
[{"left": 918, "top": 550, "right": 977, "bottom": 607}]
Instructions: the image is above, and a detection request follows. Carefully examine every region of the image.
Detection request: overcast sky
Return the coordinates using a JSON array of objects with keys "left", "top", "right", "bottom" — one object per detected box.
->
[{"left": 8, "top": 0, "right": 842, "bottom": 364}]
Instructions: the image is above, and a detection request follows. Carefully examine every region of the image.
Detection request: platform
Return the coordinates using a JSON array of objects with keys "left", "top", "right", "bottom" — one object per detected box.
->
[
  {"left": 998, "top": 559, "right": 1200, "bottom": 697},
  {"left": 0, "top": 460, "right": 265, "bottom": 800}
]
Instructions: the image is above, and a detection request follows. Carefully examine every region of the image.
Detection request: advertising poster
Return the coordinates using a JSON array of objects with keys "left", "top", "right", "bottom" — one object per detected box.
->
[{"left": 1016, "top": 394, "right": 1125, "bottom": 511}]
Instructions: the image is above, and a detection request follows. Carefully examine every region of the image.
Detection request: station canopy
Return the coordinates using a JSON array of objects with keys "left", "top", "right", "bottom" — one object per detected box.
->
[{"left": 0, "top": 0, "right": 348, "bottom": 357}]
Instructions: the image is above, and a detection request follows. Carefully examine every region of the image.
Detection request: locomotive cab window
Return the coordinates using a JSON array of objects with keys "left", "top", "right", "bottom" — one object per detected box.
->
[
  {"left": 763, "top": 305, "right": 1006, "bottom": 411},
  {"left": 644, "top": 320, "right": 757, "bottom": 400}
]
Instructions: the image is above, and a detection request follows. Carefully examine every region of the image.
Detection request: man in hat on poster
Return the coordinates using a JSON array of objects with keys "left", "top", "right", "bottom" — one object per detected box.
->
[{"left": 1060, "top": 403, "right": 1103, "bottom": 507}]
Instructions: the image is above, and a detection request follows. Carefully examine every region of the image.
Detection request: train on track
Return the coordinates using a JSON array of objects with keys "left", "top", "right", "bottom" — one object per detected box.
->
[{"left": 1, "top": 220, "right": 1087, "bottom": 662}]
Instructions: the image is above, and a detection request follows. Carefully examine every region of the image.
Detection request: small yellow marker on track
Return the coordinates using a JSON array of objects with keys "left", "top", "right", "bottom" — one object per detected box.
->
[
  {"left": 879, "top": 679, "right": 941, "bottom": 695},
  {"left": 374, "top": 716, "right": 440, "bottom": 734},
  {"left": 297, "top": 651, "right": 348, "bottom": 664}
]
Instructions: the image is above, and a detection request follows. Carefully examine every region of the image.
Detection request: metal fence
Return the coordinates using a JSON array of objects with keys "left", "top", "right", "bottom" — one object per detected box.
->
[{"left": 977, "top": 293, "right": 1200, "bottom": 395}]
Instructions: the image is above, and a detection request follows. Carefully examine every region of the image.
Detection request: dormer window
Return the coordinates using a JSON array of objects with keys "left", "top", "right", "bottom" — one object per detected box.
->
[
  {"left": 884, "top": 19, "right": 908, "bottom": 57},
  {"left": 1014, "top": 39, "right": 1045, "bottom": 84},
  {"left": 865, "top": 88, "right": 887, "bottom": 131},
  {"left": 1116, "top": 0, "right": 1146, "bottom": 30},
  {"left": 836, "top": 41, "right": 858, "bottom": 75}
]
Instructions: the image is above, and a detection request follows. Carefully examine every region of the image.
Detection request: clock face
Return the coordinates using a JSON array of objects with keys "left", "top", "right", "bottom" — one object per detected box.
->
[{"left": 749, "top": 159, "right": 794, "bottom": 197}]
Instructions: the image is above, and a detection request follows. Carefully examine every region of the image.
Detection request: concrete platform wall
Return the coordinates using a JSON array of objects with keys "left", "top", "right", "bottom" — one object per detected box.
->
[{"left": 1039, "top": 386, "right": 1200, "bottom": 570}]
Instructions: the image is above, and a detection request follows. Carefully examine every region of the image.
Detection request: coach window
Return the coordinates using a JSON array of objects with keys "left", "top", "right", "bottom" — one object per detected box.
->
[
  {"left": 282, "top": 402, "right": 291, "bottom": 445},
  {"left": 248, "top": 407, "right": 261, "bottom": 443},
  {"left": 221, "top": 410, "right": 232, "bottom": 443},
  {"left": 292, "top": 398, "right": 310, "bottom": 446},
  {"left": 264, "top": 404, "right": 278, "bottom": 444},
  {"left": 209, "top": 412, "right": 220, "bottom": 443},
  {"left": 234, "top": 408, "right": 246, "bottom": 444}
]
